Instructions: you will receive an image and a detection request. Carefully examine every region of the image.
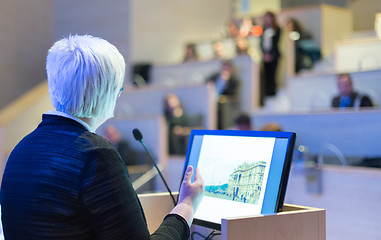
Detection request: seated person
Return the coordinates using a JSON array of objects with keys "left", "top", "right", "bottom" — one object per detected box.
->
[
  {"left": 238, "top": 17, "right": 254, "bottom": 38},
  {"left": 331, "top": 73, "right": 374, "bottom": 109},
  {"left": 260, "top": 122, "right": 282, "bottom": 132},
  {"left": 225, "top": 19, "right": 239, "bottom": 38},
  {"left": 183, "top": 43, "right": 199, "bottom": 63},
  {"left": 213, "top": 40, "right": 225, "bottom": 60},
  {"left": 164, "top": 93, "right": 192, "bottom": 155},
  {"left": 206, "top": 60, "right": 240, "bottom": 129},
  {"left": 103, "top": 125, "right": 138, "bottom": 166},
  {"left": 206, "top": 60, "right": 240, "bottom": 100},
  {"left": 235, "top": 36, "right": 249, "bottom": 56},
  {"left": 233, "top": 113, "right": 252, "bottom": 131}
]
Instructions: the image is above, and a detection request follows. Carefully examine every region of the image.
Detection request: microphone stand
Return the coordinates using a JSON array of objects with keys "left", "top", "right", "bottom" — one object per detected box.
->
[{"left": 138, "top": 139, "right": 177, "bottom": 206}]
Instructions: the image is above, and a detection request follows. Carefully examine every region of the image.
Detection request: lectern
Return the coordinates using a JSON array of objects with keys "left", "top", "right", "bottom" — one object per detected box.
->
[{"left": 138, "top": 192, "right": 326, "bottom": 240}]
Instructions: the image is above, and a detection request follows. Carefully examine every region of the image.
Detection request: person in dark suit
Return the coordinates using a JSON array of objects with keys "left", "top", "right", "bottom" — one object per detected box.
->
[
  {"left": 206, "top": 60, "right": 240, "bottom": 98},
  {"left": 260, "top": 11, "right": 281, "bottom": 97},
  {"left": 0, "top": 35, "right": 204, "bottom": 240},
  {"left": 331, "top": 73, "right": 374, "bottom": 109},
  {"left": 206, "top": 60, "right": 240, "bottom": 129}
]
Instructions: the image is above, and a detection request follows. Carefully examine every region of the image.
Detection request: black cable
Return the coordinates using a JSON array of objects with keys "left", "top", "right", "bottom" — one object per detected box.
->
[
  {"left": 205, "top": 230, "right": 216, "bottom": 240},
  {"left": 207, "top": 231, "right": 221, "bottom": 239},
  {"left": 191, "top": 231, "right": 208, "bottom": 240},
  {"left": 191, "top": 230, "right": 221, "bottom": 240}
]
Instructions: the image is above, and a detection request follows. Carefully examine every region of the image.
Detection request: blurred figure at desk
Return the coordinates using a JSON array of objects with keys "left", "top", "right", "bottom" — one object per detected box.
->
[
  {"left": 233, "top": 113, "right": 252, "bottom": 131},
  {"left": 206, "top": 60, "right": 240, "bottom": 99},
  {"left": 104, "top": 125, "right": 137, "bottom": 166},
  {"left": 183, "top": 43, "right": 199, "bottom": 63},
  {"left": 260, "top": 122, "right": 282, "bottom": 132},
  {"left": 213, "top": 40, "right": 225, "bottom": 60},
  {"left": 206, "top": 60, "right": 240, "bottom": 129},
  {"left": 331, "top": 73, "right": 374, "bottom": 109},
  {"left": 164, "top": 93, "right": 192, "bottom": 155}
]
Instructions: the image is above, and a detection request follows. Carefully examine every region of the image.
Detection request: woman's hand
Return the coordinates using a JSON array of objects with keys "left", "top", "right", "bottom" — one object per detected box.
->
[
  {"left": 178, "top": 166, "right": 204, "bottom": 212},
  {"left": 170, "top": 165, "right": 204, "bottom": 226}
]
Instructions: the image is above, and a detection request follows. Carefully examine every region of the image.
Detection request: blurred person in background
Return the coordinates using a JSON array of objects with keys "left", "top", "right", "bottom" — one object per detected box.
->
[
  {"left": 235, "top": 36, "right": 249, "bottom": 56},
  {"left": 183, "top": 43, "right": 199, "bottom": 63},
  {"left": 213, "top": 40, "right": 225, "bottom": 60},
  {"left": 260, "top": 122, "right": 282, "bottom": 132},
  {"left": 104, "top": 125, "right": 137, "bottom": 166},
  {"left": 331, "top": 73, "right": 374, "bottom": 109},
  {"left": 206, "top": 60, "right": 240, "bottom": 129},
  {"left": 206, "top": 60, "right": 240, "bottom": 99},
  {"left": 164, "top": 93, "right": 193, "bottom": 155},
  {"left": 233, "top": 113, "right": 252, "bottom": 131},
  {"left": 260, "top": 11, "right": 281, "bottom": 97},
  {"left": 226, "top": 19, "right": 239, "bottom": 38},
  {"left": 285, "top": 18, "right": 321, "bottom": 74}
]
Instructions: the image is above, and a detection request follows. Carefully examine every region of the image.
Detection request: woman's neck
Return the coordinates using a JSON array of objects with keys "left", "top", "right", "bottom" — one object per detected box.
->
[{"left": 79, "top": 117, "right": 106, "bottom": 132}]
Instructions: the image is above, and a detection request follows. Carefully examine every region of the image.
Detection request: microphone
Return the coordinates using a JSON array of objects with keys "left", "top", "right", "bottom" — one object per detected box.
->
[{"left": 132, "top": 128, "right": 176, "bottom": 206}]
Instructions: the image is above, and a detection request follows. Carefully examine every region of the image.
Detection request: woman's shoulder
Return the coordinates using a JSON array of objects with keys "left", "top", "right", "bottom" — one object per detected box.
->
[{"left": 78, "top": 131, "right": 115, "bottom": 152}]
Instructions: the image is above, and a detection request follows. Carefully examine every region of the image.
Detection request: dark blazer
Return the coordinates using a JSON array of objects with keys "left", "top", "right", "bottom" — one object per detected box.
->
[
  {"left": 206, "top": 73, "right": 240, "bottom": 97},
  {"left": 260, "top": 27, "right": 281, "bottom": 60},
  {"left": 332, "top": 92, "right": 374, "bottom": 109},
  {"left": 1, "top": 114, "right": 189, "bottom": 240}
]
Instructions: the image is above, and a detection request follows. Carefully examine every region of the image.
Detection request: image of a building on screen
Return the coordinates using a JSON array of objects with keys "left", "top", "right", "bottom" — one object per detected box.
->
[
  {"left": 227, "top": 161, "right": 266, "bottom": 204},
  {"left": 204, "top": 161, "right": 266, "bottom": 204}
]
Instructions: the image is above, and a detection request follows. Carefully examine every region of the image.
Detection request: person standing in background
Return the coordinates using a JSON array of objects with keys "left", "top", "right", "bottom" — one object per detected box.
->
[{"left": 260, "top": 11, "right": 281, "bottom": 97}]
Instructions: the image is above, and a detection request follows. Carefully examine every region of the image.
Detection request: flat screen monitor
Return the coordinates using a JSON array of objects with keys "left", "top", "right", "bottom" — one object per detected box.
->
[{"left": 180, "top": 129, "right": 296, "bottom": 230}]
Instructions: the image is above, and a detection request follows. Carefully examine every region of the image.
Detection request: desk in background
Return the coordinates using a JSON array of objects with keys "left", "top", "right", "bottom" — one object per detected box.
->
[{"left": 253, "top": 109, "right": 381, "bottom": 159}]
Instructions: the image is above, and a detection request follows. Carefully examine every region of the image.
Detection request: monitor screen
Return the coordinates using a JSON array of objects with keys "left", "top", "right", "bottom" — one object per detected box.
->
[{"left": 180, "top": 130, "right": 296, "bottom": 230}]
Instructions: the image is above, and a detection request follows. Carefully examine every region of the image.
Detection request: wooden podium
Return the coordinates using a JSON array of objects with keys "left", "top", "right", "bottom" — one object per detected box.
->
[{"left": 138, "top": 192, "right": 326, "bottom": 240}]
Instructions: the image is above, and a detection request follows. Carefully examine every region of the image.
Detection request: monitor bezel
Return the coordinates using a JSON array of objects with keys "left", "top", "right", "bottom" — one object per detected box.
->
[{"left": 179, "top": 129, "right": 296, "bottom": 230}]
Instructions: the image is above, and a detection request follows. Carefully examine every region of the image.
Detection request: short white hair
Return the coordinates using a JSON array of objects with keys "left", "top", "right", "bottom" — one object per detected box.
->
[{"left": 46, "top": 35, "right": 125, "bottom": 119}]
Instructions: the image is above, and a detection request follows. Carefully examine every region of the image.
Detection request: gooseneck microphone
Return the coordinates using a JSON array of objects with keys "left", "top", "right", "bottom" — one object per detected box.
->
[{"left": 132, "top": 128, "right": 176, "bottom": 206}]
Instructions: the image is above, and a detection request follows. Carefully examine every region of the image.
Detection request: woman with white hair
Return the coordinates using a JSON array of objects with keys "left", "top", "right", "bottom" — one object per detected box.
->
[{"left": 0, "top": 35, "right": 204, "bottom": 240}]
